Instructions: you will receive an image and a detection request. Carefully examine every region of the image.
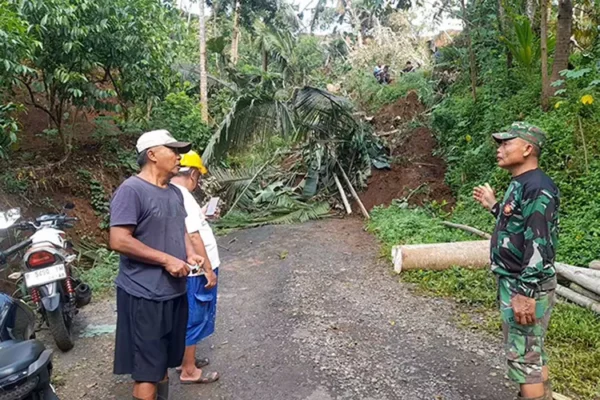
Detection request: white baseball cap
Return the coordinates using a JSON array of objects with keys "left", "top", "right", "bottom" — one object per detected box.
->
[{"left": 136, "top": 129, "right": 192, "bottom": 154}]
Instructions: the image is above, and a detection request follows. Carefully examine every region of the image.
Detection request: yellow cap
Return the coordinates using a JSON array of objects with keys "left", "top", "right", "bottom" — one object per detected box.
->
[{"left": 180, "top": 150, "right": 208, "bottom": 175}]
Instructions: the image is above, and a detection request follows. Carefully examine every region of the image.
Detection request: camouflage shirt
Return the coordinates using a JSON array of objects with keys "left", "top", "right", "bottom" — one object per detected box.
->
[{"left": 490, "top": 168, "right": 560, "bottom": 297}]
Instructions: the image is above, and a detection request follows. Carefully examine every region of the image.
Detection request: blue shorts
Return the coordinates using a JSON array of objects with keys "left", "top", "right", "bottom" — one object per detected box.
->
[{"left": 185, "top": 268, "right": 219, "bottom": 347}]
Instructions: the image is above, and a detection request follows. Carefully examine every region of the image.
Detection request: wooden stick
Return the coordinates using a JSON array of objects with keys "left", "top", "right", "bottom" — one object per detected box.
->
[
  {"left": 553, "top": 393, "right": 573, "bottom": 400},
  {"left": 337, "top": 161, "right": 370, "bottom": 219},
  {"left": 577, "top": 116, "right": 590, "bottom": 174},
  {"left": 556, "top": 284, "right": 600, "bottom": 314},
  {"left": 441, "top": 221, "right": 491, "bottom": 239},
  {"left": 333, "top": 174, "right": 352, "bottom": 215}
]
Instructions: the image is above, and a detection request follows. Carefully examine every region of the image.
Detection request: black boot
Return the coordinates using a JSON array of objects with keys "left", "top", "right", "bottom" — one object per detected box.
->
[
  {"left": 157, "top": 379, "right": 169, "bottom": 400},
  {"left": 517, "top": 392, "right": 546, "bottom": 400}
]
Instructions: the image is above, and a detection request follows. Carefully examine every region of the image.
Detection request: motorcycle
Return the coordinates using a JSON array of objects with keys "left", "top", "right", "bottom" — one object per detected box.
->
[
  {"left": 0, "top": 205, "right": 91, "bottom": 352},
  {"left": 0, "top": 209, "right": 59, "bottom": 400}
]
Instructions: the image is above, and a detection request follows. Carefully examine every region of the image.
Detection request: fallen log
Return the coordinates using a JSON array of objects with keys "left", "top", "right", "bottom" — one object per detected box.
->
[
  {"left": 556, "top": 262, "right": 600, "bottom": 278},
  {"left": 569, "top": 283, "right": 600, "bottom": 302},
  {"left": 589, "top": 260, "right": 600, "bottom": 270},
  {"left": 556, "top": 285, "right": 600, "bottom": 315},
  {"left": 556, "top": 264, "right": 600, "bottom": 296},
  {"left": 392, "top": 240, "right": 490, "bottom": 273},
  {"left": 440, "top": 222, "right": 491, "bottom": 239}
]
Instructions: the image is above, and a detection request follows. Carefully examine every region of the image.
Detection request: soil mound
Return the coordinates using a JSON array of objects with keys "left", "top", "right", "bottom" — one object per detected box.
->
[
  {"left": 372, "top": 90, "right": 424, "bottom": 132},
  {"left": 360, "top": 93, "right": 454, "bottom": 210}
]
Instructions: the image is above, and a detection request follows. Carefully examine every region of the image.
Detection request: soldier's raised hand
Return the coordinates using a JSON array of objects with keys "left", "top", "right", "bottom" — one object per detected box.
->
[{"left": 473, "top": 183, "right": 497, "bottom": 211}]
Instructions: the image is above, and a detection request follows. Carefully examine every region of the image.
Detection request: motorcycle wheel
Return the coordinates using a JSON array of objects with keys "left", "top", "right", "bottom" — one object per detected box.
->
[
  {"left": 46, "top": 304, "right": 74, "bottom": 352},
  {"left": 39, "top": 383, "right": 60, "bottom": 400}
]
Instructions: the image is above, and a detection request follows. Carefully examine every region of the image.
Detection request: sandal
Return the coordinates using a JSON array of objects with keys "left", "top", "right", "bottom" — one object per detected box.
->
[
  {"left": 175, "top": 358, "right": 210, "bottom": 373},
  {"left": 180, "top": 371, "right": 220, "bottom": 384}
]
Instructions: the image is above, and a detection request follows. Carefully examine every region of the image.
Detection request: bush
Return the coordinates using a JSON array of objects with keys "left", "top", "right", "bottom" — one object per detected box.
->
[
  {"left": 347, "top": 70, "right": 434, "bottom": 113},
  {"left": 150, "top": 91, "right": 212, "bottom": 151},
  {"left": 432, "top": 72, "right": 600, "bottom": 266}
]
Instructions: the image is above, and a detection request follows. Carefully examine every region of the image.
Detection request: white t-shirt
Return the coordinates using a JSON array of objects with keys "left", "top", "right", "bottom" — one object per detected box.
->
[{"left": 173, "top": 184, "right": 220, "bottom": 275}]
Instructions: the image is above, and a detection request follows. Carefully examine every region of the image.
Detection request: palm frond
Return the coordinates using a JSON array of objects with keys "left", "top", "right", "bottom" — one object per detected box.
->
[
  {"left": 202, "top": 94, "right": 296, "bottom": 163},
  {"left": 210, "top": 165, "right": 264, "bottom": 204},
  {"left": 293, "top": 87, "right": 358, "bottom": 142}
]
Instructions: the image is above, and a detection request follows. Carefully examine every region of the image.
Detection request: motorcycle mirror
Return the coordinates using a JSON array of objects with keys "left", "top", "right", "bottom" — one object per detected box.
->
[
  {"left": 0, "top": 208, "right": 21, "bottom": 230},
  {"left": 8, "top": 272, "right": 22, "bottom": 281},
  {"left": 64, "top": 202, "right": 75, "bottom": 210}
]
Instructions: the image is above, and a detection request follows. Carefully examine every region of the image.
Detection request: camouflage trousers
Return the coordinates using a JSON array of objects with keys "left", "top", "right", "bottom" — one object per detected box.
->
[{"left": 498, "top": 277, "right": 556, "bottom": 384}]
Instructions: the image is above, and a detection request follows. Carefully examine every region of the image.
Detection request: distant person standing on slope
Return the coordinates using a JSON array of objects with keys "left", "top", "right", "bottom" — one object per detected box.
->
[
  {"left": 171, "top": 150, "right": 221, "bottom": 385},
  {"left": 473, "top": 122, "right": 559, "bottom": 400}
]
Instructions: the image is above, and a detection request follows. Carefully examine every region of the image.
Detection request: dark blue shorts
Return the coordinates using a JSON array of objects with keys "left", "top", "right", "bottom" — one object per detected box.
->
[{"left": 113, "top": 288, "right": 188, "bottom": 383}]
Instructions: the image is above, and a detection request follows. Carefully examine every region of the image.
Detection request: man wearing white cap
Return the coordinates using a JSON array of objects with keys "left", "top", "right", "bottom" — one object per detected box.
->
[{"left": 109, "top": 130, "right": 206, "bottom": 400}]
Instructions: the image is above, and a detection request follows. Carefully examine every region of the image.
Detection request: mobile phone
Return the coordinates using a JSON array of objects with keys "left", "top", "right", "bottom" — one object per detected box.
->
[{"left": 205, "top": 197, "right": 220, "bottom": 216}]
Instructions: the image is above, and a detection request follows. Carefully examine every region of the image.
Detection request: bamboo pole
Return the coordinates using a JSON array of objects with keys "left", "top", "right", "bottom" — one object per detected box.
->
[
  {"left": 336, "top": 161, "right": 370, "bottom": 219},
  {"left": 556, "top": 264, "right": 600, "bottom": 296},
  {"left": 440, "top": 222, "right": 491, "bottom": 239},
  {"left": 569, "top": 283, "right": 600, "bottom": 302},
  {"left": 333, "top": 174, "right": 352, "bottom": 215},
  {"left": 556, "top": 285, "right": 600, "bottom": 314}
]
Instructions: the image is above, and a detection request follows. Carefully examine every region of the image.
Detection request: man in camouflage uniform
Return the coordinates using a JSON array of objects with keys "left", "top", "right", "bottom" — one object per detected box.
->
[{"left": 473, "top": 122, "right": 560, "bottom": 400}]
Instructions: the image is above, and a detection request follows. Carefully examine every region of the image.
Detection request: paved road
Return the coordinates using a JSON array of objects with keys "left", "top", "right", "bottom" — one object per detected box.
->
[{"left": 53, "top": 219, "right": 516, "bottom": 400}]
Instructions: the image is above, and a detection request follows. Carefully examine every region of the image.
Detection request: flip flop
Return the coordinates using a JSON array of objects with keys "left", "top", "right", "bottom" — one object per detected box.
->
[
  {"left": 180, "top": 371, "right": 220, "bottom": 384},
  {"left": 175, "top": 358, "right": 210, "bottom": 373}
]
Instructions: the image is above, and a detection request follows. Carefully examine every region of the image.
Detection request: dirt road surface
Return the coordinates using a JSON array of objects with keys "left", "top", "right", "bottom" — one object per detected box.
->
[{"left": 47, "top": 219, "right": 516, "bottom": 400}]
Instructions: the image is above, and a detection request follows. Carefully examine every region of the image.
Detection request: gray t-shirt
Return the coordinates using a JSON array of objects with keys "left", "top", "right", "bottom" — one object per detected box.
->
[{"left": 110, "top": 176, "right": 187, "bottom": 301}]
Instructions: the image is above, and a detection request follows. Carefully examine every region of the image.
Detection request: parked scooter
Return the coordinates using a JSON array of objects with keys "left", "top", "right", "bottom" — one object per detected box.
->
[
  {"left": 0, "top": 205, "right": 91, "bottom": 352},
  {"left": 0, "top": 209, "right": 59, "bottom": 400}
]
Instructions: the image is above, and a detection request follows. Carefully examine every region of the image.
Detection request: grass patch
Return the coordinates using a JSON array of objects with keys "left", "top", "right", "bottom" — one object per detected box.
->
[
  {"left": 77, "top": 247, "right": 118, "bottom": 295},
  {"left": 368, "top": 204, "right": 600, "bottom": 399}
]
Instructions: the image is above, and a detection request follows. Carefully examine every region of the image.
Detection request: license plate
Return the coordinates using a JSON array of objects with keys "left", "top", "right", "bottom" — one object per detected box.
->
[{"left": 24, "top": 264, "right": 67, "bottom": 288}]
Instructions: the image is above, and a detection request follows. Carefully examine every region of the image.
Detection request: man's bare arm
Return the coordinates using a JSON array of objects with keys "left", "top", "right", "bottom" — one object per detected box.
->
[
  {"left": 189, "top": 232, "right": 213, "bottom": 273},
  {"left": 109, "top": 226, "right": 190, "bottom": 277}
]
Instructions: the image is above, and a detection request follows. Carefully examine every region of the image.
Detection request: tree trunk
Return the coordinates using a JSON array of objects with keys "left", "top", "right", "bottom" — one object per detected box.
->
[
  {"left": 231, "top": 0, "right": 241, "bottom": 65},
  {"left": 344, "top": 0, "right": 363, "bottom": 47},
  {"left": 261, "top": 48, "right": 268, "bottom": 73},
  {"left": 526, "top": 0, "right": 537, "bottom": 27},
  {"left": 497, "top": 0, "right": 513, "bottom": 70},
  {"left": 198, "top": 0, "right": 209, "bottom": 123},
  {"left": 549, "top": 0, "right": 574, "bottom": 95},
  {"left": 540, "top": 0, "right": 550, "bottom": 110},
  {"left": 460, "top": 0, "right": 477, "bottom": 100}
]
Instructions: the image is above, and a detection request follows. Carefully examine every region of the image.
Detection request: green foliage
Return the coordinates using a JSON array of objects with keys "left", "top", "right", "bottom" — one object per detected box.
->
[
  {"left": 0, "top": 0, "right": 37, "bottom": 84},
  {"left": 77, "top": 246, "right": 118, "bottom": 294},
  {"left": 347, "top": 70, "right": 434, "bottom": 113},
  {"left": 149, "top": 91, "right": 212, "bottom": 151},
  {"left": 0, "top": 171, "right": 28, "bottom": 193},
  {"left": 78, "top": 169, "right": 110, "bottom": 230},
  {"left": 0, "top": 103, "right": 22, "bottom": 158},
  {"left": 403, "top": 267, "right": 497, "bottom": 307},
  {"left": 500, "top": 17, "right": 539, "bottom": 74}
]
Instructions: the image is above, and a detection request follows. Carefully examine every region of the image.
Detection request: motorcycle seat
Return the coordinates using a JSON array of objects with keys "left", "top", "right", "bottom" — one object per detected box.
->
[{"left": 0, "top": 340, "right": 46, "bottom": 379}]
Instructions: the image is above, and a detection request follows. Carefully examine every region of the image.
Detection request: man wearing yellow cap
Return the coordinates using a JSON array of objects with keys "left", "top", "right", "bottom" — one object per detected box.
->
[{"left": 171, "top": 151, "right": 220, "bottom": 384}]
